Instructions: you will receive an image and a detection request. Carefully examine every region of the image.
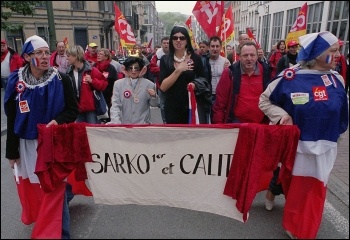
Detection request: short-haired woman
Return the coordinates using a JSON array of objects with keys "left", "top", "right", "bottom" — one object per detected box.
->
[
  {"left": 108, "top": 56, "right": 158, "bottom": 124},
  {"left": 66, "top": 45, "right": 107, "bottom": 124}
]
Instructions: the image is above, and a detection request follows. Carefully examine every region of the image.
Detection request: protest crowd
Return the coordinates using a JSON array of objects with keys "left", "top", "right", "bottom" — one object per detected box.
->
[{"left": 1, "top": 1, "right": 349, "bottom": 239}]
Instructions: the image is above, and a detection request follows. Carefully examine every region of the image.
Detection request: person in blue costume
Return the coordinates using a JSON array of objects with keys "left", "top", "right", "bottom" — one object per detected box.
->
[
  {"left": 4, "top": 35, "right": 79, "bottom": 239},
  {"left": 259, "top": 31, "right": 348, "bottom": 239}
]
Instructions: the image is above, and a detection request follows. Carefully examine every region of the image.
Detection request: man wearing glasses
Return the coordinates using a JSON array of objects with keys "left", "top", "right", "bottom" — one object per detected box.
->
[{"left": 3, "top": 35, "right": 78, "bottom": 239}]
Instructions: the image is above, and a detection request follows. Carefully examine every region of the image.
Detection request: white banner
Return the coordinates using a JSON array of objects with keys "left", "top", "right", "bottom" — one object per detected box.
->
[{"left": 85, "top": 126, "right": 244, "bottom": 221}]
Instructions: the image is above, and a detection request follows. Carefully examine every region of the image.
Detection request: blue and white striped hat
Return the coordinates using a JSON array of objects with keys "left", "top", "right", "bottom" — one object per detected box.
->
[
  {"left": 297, "top": 31, "right": 338, "bottom": 62},
  {"left": 21, "top": 35, "right": 49, "bottom": 57}
]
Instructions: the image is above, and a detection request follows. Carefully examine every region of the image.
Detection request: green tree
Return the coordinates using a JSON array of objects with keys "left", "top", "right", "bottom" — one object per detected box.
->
[
  {"left": 158, "top": 12, "right": 188, "bottom": 36},
  {"left": 1, "top": 1, "right": 43, "bottom": 31}
]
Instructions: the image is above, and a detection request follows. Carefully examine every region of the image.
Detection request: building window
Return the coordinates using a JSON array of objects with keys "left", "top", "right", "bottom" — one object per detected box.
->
[
  {"left": 37, "top": 26, "right": 49, "bottom": 42},
  {"left": 271, "top": 11, "right": 284, "bottom": 46},
  {"left": 260, "top": 14, "right": 271, "bottom": 52},
  {"left": 327, "top": 1, "right": 348, "bottom": 54},
  {"left": 36, "top": 2, "right": 47, "bottom": 8},
  {"left": 306, "top": 2, "right": 323, "bottom": 34},
  {"left": 71, "top": 1, "right": 85, "bottom": 10}
]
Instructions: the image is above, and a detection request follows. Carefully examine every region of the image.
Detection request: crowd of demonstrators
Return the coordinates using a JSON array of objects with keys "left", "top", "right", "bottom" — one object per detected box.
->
[
  {"left": 4, "top": 35, "right": 79, "bottom": 239},
  {"left": 159, "top": 26, "right": 208, "bottom": 124},
  {"left": 84, "top": 42, "right": 98, "bottom": 65},
  {"left": 212, "top": 42, "right": 271, "bottom": 124},
  {"left": 50, "top": 41, "right": 69, "bottom": 73},
  {"left": 93, "top": 48, "right": 118, "bottom": 122},
  {"left": 108, "top": 57, "right": 158, "bottom": 124},
  {"left": 149, "top": 36, "right": 170, "bottom": 123},
  {"left": 276, "top": 40, "right": 299, "bottom": 76},
  {"left": 1, "top": 40, "right": 24, "bottom": 89},
  {"left": 267, "top": 43, "right": 277, "bottom": 60},
  {"left": 259, "top": 31, "right": 348, "bottom": 239},
  {"left": 268, "top": 40, "right": 286, "bottom": 79},
  {"left": 66, "top": 45, "right": 107, "bottom": 124}
]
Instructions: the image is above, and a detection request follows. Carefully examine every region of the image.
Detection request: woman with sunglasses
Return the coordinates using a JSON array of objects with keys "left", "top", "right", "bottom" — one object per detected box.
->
[
  {"left": 159, "top": 26, "right": 206, "bottom": 124},
  {"left": 108, "top": 56, "right": 159, "bottom": 124}
]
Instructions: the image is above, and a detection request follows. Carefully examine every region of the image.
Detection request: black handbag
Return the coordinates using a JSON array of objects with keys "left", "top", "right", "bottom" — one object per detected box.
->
[{"left": 93, "top": 90, "right": 109, "bottom": 120}]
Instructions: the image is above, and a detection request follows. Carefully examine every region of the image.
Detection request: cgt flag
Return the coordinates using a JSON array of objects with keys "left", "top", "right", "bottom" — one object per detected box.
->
[
  {"left": 285, "top": 2, "right": 308, "bottom": 49},
  {"left": 192, "top": 1, "right": 224, "bottom": 38},
  {"left": 185, "top": 16, "right": 199, "bottom": 50},
  {"left": 114, "top": 2, "right": 136, "bottom": 48},
  {"left": 217, "top": 4, "right": 234, "bottom": 56}
]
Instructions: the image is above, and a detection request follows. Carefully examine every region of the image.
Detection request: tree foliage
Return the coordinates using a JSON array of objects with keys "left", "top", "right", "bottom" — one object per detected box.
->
[
  {"left": 158, "top": 12, "right": 189, "bottom": 36},
  {"left": 1, "top": 1, "right": 43, "bottom": 31}
]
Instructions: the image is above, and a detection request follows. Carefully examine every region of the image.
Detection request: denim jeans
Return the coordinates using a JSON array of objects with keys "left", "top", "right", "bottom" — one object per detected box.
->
[
  {"left": 62, "top": 183, "right": 74, "bottom": 239},
  {"left": 76, "top": 111, "right": 99, "bottom": 124}
]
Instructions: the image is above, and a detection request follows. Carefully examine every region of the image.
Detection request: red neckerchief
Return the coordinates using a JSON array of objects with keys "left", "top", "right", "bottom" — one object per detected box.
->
[
  {"left": 96, "top": 60, "right": 111, "bottom": 72},
  {"left": 1, "top": 48, "right": 9, "bottom": 62}
]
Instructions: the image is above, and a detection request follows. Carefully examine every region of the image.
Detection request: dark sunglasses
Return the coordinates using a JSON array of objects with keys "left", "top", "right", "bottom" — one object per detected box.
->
[
  {"left": 127, "top": 66, "right": 140, "bottom": 71},
  {"left": 172, "top": 36, "right": 186, "bottom": 41}
]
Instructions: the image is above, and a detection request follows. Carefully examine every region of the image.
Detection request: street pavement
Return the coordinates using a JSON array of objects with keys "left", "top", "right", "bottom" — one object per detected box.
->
[{"left": 1, "top": 88, "right": 349, "bottom": 206}]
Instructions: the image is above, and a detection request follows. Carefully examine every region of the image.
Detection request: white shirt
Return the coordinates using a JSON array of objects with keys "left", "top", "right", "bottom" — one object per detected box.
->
[{"left": 209, "top": 55, "right": 230, "bottom": 94}]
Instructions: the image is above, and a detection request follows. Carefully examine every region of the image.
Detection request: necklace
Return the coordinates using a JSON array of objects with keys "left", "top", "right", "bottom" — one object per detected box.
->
[
  {"left": 129, "top": 77, "right": 141, "bottom": 103},
  {"left": 174, "top": 51, "right": 187, "bottom": 63}
]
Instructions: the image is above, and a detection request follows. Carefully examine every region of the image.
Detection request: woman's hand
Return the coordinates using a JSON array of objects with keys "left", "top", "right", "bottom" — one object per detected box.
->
[
  {"left": 187, "top": 82, "right": 196, "bottom": 91},
  {"left": 178, "top": 59, "right": 194, "bottom": 72},
  {"left": 84, "top": 74, "right": 92, "bottom": 84},
  {"left": 9, "top": 159, "right": 20, "bottom": 169},
  {"left": 46, "top": 120, "right": 58, "bottom": 128},
  {"left": 147, "top": 88, "right": 156, "bottom": 97}
]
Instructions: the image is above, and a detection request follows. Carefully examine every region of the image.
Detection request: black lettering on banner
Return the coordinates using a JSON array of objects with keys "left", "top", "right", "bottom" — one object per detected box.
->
[
  {"left": 180, "top": 154, "right": 234, "bottom": 176},
  {"left": 162, "top": 163, "right": 175, "bottom": 174},
  {"left": 137, "top": 154, "right": 150, "bottom": 174},
  {"left": 90, "top": 153, "right": 103, "bottom": 173},
  {"left": 113, "top": 153, "right": 127, "bottom": 173}
]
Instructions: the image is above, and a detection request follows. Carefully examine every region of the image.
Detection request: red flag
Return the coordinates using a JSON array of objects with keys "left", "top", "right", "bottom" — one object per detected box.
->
[
  {"left": 218, "top": 4, "right": 234, "bottom": 56},
  {"left": 185, "top": 16, "right": 199, "bottom": 49},
  {"left": 114, "top": 2, "right": 136, "bottom": 48},
  {"left": 147, "top": 38, "right": 153, "bottom": 52},
  {"left": 285, "top": 3, "right": 308, "bottom": 48},
  {"left": 192, "top": 1, "right": 224, "bottom": 38},
  {"left": 246, "top": 27, "right": 260, "bottom": 48}
]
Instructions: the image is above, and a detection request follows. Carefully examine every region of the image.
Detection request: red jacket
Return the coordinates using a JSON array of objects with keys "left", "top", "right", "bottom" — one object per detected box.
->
[
  {"left": 67, "top": 61, "right": 107, "bottom": 113},
  {"left": 268, "top": 50, "right": 285, "bottom": 78},
  {"left": 2, "top": 47, "right": 24, "bottom": 72}
]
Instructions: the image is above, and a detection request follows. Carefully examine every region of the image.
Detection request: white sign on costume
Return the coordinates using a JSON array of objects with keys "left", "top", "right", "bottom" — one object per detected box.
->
[{"left": 85, "top": 126, "right": 244, "bottom": 222}]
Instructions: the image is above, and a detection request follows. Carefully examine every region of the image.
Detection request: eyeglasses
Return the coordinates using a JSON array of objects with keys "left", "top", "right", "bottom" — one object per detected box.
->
[
  {"left": 172, "top": 36, "right": 186, "bottom": 41},
  {"left": 30, "top": 51, "right": 51, "bottom": 57},
  {"left": 98, "top": 52, "right": 106, "bottom": 56},
  {"left": 127, "top": 66, "right": 140, "bottom": 71}
]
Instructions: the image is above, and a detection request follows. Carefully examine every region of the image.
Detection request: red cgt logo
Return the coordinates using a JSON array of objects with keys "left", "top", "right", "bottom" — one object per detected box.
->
[{"left": 312, "top": 86, "right": 328, "bottom": 101}]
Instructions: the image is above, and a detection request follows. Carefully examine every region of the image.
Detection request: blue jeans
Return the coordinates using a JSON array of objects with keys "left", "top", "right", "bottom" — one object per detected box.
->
[
  {"left": 62, "top": 183, "right": 74, "bottom": 239},
  {"left": 76, "top": 111, "right": 99, "bottom": 124}
]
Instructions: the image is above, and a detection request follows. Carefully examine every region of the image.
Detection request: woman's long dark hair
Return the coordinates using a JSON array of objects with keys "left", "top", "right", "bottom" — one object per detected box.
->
[{"left": 165, "top": 26, "right": 194, "bottom": 69}]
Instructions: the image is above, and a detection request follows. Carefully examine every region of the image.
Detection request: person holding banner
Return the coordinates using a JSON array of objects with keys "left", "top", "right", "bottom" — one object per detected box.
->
[
  {"left": 4, "top": 35, "right": 79, "bottom": 239},
  {"left": 159, "top": 25, "right": 207, "bottom": 124},
  {"left": 259, "top": 31, "right": 348, "bottom": 239},
  {"left": 108, "top": 56, "right": 159, "bottom": 124}
]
